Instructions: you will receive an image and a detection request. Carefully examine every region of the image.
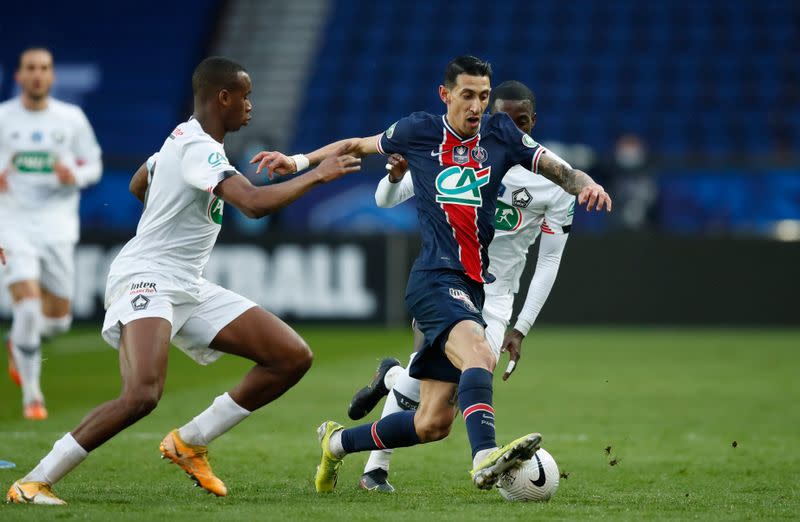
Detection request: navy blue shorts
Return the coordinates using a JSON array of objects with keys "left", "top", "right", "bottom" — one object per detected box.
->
[{"left": 405, "top": 269, "right": 486, "bottom": 383}]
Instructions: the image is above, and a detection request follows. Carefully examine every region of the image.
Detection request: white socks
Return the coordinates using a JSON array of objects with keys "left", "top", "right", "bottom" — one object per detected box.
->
[
  {"left": 473, "top": 447, "right": 498, "bottom": 470},
  {"left": 40, "top": 314, "right": 72, "bottom": 338},
  {"left": 23, "top": 433, "right": 88, "bottom": 485},
  {"left": 11, "top": 298, "right": 44, "bottom": 405},
  {"left": 178, "top": 393, "right": 251, "bottom": 446},
  {"left": 383, "top": 365, "right": 404, "bottom": 391},
  {"left": 328, "top": 430, "right": 346, "bottom": 459},
  {"left": 365, "top": 365, "right": 422, "bottom": 473}
]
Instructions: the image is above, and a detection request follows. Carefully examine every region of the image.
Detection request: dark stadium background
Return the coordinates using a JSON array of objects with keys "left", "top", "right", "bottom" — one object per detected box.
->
[{"left": 1, "top": 0, "right": 798, "bottom": 325}]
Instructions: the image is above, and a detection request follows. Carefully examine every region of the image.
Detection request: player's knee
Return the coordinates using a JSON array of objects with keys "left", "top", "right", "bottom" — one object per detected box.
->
[
  {"left": 41, "top": 314, "right": 72, "bottom": 338},
  {"left": 471, "top": 340, "right": 496, "bottom": 371},
  {"left": 287, "top": 340, "right": 313, "bottom": 377},
  {"left": 121, "top": 385, "right": 162, "bottom": 420},
  {"left": 415, "top": 412, "right": 454, "bottom": 442}
]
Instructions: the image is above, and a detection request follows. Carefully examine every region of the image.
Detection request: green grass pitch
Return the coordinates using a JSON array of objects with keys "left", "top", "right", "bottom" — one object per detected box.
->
[{"left": 1, "top": 326, "right": 798, "bottom": 520}]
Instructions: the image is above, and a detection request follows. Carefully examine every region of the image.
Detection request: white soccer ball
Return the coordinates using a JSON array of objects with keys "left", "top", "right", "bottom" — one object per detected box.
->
[{"left": 497, "top": 448, "right": 560, "bottom": 502}]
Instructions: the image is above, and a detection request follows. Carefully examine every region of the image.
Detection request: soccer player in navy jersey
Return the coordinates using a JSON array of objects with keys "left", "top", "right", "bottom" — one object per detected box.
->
[{"left": 254, "top": 55, "right": 611, "bottom": 492}]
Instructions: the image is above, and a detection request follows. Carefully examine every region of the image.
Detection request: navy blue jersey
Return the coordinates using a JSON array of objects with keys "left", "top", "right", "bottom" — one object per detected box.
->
[{"left": 377, "top": 112, "right": 544, "bottom": 283}]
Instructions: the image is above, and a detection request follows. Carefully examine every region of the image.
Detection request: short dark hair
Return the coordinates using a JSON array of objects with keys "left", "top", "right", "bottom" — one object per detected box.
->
[
  {"left": 490, "top": 80, "right": 536, "bottom": 113},
  {"left": 192, "top": 57, "right": 247, "bottom": 99},
  {"left": 443, "top": 55, "right": 493, "bottom": 88},
  {"left": 17, "top": 47, "right": 53, "bottom": 70}
]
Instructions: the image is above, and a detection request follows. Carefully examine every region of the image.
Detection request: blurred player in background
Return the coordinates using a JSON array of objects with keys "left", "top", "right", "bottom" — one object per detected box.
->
[
  {"left": 255, "top": 56, "right": 611, "bottom": 493},
  {"left": 0, "top": 47, "right": 102, "bottom": 420},
  {"left": 349, "top": 80, "right": 576, "bottom": 492},
  {"left": 7, "top": 56, "right": 360, "bottom": 505}
]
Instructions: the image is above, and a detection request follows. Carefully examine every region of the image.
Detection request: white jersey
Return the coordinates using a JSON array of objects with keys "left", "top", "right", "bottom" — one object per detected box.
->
[
  {"left": 0, "top": 96, "right": 102, "bottom": 243},
  {"left": 487, "top": 156, "right": 575, "bottom": 295},
  {"left": 108, "top": 118, "right": 236, "bottom": 287}
]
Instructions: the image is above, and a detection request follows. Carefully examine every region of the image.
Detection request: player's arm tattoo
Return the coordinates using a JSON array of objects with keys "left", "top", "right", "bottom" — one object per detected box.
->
[{"left": 536, "top": 153, "right": 597, "bottom": 195}]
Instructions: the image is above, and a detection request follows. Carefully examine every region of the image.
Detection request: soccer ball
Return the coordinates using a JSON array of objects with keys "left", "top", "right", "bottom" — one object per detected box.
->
[{"left": 497, "top": 448, "right": 560, "bottom": 502}]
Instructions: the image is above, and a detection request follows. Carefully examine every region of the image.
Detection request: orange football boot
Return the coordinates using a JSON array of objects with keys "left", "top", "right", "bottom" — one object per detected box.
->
[
  {"left": 159, "top": 429, "right": 227, "bottom": 496},
  {"left": 6, "top": 480, "right": 66, "bottom": 505},
  {"left": 7, "top": 338, "right": 21, "bottom": 386},
  {"left": 24, "top": 401, "right": 48, "bottom": 421}
]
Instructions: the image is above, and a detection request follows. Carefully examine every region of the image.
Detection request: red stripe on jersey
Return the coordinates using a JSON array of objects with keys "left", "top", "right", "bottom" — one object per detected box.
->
[
  {"left": 376, "top": 133, "right": 386, "bottom": 155},
  {"left": 439, "top": 118, "right": 485, "bottom": 283},
  {"left": 442, "top": 203, "right": 483, "bottom": 282},
  {"left": 541, "top": 219, "right": 555, "bottom": 234},
  {"left": 463, "top": 403, "right": 494, "bottom": 420},
  {"left": 532, "top": 147, "right": 545, "bottom": 174},
  {"left": 370, "top": 422, "right": 385, "bottom": 449}
]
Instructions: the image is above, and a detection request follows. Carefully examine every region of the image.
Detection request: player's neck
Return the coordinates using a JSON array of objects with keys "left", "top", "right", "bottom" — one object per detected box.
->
[
  {"left": 193, "top": 112, "right": 225, "bottom": 143},
  {"left": 444, "top": 114, "right": 477, "bottom": 140},
  {"left": 21, "top": 94, "right": 48, "bottom": 111}
]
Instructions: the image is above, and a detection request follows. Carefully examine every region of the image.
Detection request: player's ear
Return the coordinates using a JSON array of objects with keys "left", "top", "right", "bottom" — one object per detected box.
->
[
  {"left": 439, "top": 85, "right": 450, "bottom": 104},
  {"left": 218, "top": 89, "right": 230, "bottom": 106}
]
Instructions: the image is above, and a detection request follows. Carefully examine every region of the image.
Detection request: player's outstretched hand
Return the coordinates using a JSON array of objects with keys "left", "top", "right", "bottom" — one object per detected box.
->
[
  {"left": 250, "top": 151, "right": 296, "bottom": 178},
  {"left": 315, "top": 151, "right": 361, "bottom": 183},
  {"left": 578, "top": 183, "right": 612, "bottom": 212},
  {"left": 500, "top": 328, "right": 525, "bottom": 381},
  {"left": 385, "top": 154, "right": 409, "bottom": 182},
  {"left": 54, "top": 161, "right": 76, "bottom": 185}
]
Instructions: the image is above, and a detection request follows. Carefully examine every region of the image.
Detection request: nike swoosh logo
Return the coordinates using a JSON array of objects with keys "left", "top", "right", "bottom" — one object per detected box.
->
[
  {"left": 529, "top": 452, "right": 546, "bottom": 487},
  {"left": 431, "top": 150, "right": 446, "bottom": 157}
]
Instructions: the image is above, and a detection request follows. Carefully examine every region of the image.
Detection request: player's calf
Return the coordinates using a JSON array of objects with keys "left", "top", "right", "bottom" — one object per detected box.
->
[{"left": 413, "top": 407, "right": 454, "bottom": 442}]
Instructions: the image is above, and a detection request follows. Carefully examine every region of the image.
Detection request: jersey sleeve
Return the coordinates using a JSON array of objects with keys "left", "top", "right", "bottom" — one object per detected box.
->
[
  {"left": 70, "top": 108, "right": 103, "bottom": 188},
  {"left": 542, "top": 193, "right": 576, "bottom": 235},
  {"left": 374, "top": 172, "right": 415, "bottom": 207},
  {"left": 496, "top": 113, "right": 546, "bottom": 174},
  {"left": 145, "top": 152, "right": 159, "bottom": 183},
  {"left": 375, "top": 116, "right": 414, "bottom": 156},
  {"left": 179, "top": 136, "right": 238, "bottom": 192}
]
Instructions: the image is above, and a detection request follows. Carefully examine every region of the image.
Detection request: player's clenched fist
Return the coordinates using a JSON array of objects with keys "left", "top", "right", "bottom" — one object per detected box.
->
[
  {"left": 578, "top": 183, "right": 612, "bottom": 212},
  {"left": 385, "top": 154, "right": 408, "bottom": 182}
]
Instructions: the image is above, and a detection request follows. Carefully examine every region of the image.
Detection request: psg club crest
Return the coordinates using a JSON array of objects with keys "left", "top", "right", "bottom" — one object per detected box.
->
[
  {"left": 471, "top": 146, "right": 488, "bottom": 163},
  {"left": 453, "top": 145, "right": 469, "bottom": 165}
]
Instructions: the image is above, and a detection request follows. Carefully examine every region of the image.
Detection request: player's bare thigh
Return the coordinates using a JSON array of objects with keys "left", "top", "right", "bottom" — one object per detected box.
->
[
  {"left": 209, "top": 306, "right": 312, "bottom": 367},
  {"left": 444, "top": 319, "right": 496, "bottom": 372},
  {"left": 209, "top": 307, "right": 313, "bottom": 411},
  {"left": 9, "top": 280, "right": 40, "bottom": 302},
  {"left": 9, "top": 280, "right": 70, "bottom": 318},
  {"left": 415, "top": 379, "right": 459, "bottom": 441},
  {"left": 41, "top": 286, "right": 71, "bottom": 318}
]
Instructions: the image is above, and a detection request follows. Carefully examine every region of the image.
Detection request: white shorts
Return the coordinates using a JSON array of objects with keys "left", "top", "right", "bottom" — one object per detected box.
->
[
  {"left": 482, "top": 291, "right": 514, "bottom": 360},
  {"left": 101, "top": 272, "right": 257, "bottom": 365},
  {"left": 0, "top": 234, "right": 74, "bottom": 299}
]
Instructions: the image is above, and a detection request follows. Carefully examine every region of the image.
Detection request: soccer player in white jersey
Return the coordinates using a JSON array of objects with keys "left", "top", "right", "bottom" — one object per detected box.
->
[
  {"left": 7, "top": 56, "right": 361, "bottom": 506},
  {"left": 0, "top": 47, "right": 102, "bottom": 420},
  {"left": 350, "top": 81, "right": 576, "bottom": 492}
]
